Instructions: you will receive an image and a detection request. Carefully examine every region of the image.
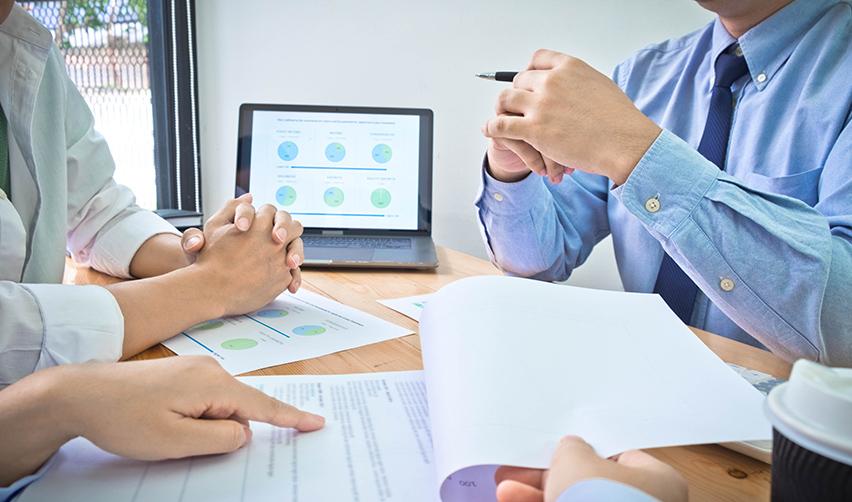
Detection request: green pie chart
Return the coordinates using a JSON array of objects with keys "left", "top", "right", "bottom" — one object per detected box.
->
[
  {"left": 191, "top": 319, "right": 224, "bottom": 331},
  {"left": 221, "top": 338, "right": 258, "bottom": 350},
  {"left": 371, "top": 188, "right": 392, "bottom": 208},
  {"left": 293, "top": 325, "right": 326, "bottom": 336},
  {"left": 324, "top": 187, "right": 345, "bottom": 207}
]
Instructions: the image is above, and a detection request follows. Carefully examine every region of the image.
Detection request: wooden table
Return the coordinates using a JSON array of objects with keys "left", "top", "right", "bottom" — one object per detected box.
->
[{"left": 65, "top": 246, "right": 791, "bottom": 501}]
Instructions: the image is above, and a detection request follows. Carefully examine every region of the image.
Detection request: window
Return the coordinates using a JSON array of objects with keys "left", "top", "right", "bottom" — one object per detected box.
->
[{"left": 20, "top": 0, "right": 201, "bottom": 216}]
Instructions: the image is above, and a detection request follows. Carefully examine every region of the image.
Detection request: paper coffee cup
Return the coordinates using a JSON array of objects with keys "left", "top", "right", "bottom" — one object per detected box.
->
[{"left": 765, "top": 360, "right": 852, "bottom": 501}]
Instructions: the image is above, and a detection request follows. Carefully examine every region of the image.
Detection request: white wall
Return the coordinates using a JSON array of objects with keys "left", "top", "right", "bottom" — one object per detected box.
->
[{"left": 196, "top": 0, "right": 714, "bottom": 291}]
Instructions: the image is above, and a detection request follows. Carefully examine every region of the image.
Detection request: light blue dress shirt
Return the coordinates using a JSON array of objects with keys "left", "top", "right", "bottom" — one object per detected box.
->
[
  {"left": 556, "top": 479, "right": 657, "bottom": 502},
  {"left": 477, "top": 0, "right": 852, "bottom": 366}
]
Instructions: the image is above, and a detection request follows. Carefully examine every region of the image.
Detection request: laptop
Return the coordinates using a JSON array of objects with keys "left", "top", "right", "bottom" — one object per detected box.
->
[{"left": 236, "top": 103, "right": 438, "bottom": 269}]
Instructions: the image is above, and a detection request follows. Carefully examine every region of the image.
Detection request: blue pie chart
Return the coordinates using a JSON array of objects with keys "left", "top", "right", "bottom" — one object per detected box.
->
[
  {"left": 275, "top": 186, "right": 297, "bottom": 206},
  {"left": 325, "top": 142, "right": 346, "bottom": 162},
  {"left": 277, "top": 141, "right": 299, "bottom": 161},
  {"left": 372, "top": 144, "right": 392, "bottom": 164}
]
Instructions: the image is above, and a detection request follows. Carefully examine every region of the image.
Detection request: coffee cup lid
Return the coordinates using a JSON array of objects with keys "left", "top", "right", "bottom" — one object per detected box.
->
[{"left": 765, "top": 360, "right": 852, "bottom": 466}]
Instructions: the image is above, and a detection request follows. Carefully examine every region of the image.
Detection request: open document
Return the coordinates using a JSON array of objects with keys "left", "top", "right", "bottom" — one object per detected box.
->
[
  {"left": 163, "top": 289, "right": 412, "bottom": 374},
  {"left": 420, "top": 276, "right": 770, "bottom": 499},
  {"left": 20, "top": 372, "right": 437, "bottom": 502},
  {"left": 23, "top": 276, "right": 770, "bottom": 501},
  {"left": 377, "top": 293, "right": 434, "bottom": 321}
]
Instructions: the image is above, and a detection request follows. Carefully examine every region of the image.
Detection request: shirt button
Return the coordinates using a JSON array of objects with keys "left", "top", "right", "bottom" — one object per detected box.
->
[
  {"left": 0, "top": 190, "right": 6, "bottom": 200},
  {"left": 734, "top": 46, "right": 743, "bottom": 57},
  {"left": 720, "top": 278, "right": 735, "bottom": 292},
  {"left": 493, "top": 192, "right": 504, "bottom": 202},
  {"left": 644, "top": 197, "right": 660, "bottom": 213},
  {"left": 756, "top": 72, "right": 767, "bottom": 83}
]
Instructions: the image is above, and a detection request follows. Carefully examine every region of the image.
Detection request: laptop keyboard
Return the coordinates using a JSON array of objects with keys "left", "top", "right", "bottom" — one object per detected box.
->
[{"left": 303, "top": 236, "right": 412, "bottom": 250}]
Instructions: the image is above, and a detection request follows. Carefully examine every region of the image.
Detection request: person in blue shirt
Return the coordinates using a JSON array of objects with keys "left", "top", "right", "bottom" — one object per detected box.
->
[
  {"left": 477, "top": 0, "right": 852, "bottom": 367},
  {"left": 496, "top": 436, "right": 686, "bottom": 502}
]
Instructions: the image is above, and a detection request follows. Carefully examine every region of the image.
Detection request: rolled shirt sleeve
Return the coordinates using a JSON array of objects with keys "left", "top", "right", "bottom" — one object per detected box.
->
[
  {"left": 612, "top": 129, "right": 851, "bottom": 365},
  {"left": 84, "top": 206, "right": 180, "bottom": 279},
  {"left": 0, "top": 281, "right": 123, "bottom": 387}
]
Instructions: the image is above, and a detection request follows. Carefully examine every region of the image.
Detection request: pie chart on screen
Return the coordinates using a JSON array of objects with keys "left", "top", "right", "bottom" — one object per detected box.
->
[
  {"left": 277, "top": 141, "right": 299, "bottom": 161},
  {"left": 275, "top": 186, "right": 297, "bottom": 206},
  {"left": 325, "top": 142, "right": 346, "bottom": 162},
  {"left": 372, "top": 144, "right": 392, "bottom": 163},
  {"left": 371, "top": 188, "right": 392, "bottom": 208},
  {"left": 324, "top": 187, "right": 345, "bottom": 207}
]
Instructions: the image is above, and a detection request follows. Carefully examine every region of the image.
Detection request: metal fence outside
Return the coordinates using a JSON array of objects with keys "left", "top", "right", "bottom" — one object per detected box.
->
[{"left": 20, "top": 0, "right": 157, "bottom": 209}]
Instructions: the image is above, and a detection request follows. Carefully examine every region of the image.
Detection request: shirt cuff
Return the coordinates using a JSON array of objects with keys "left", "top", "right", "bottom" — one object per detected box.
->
[
  {"left": 556, "top": 478, "right": 659, "bottom": 502},
  {"left": 611, "top": 129, "right": 720, "bottom": 239},
  {"left": 21, "top": 284, "right": 124, "bottom": 369},
  {"left": 475, "top": 154, "right": 552, "bottom": 216},
  {"left": 0, "top": 455, "right": 57, "bottom": 502},
  {"left": 88, "top": 210, "right": 180, "bottom": 278}
]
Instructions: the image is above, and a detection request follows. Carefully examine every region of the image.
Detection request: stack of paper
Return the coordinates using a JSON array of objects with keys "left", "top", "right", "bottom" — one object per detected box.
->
[{"left": 23, "top": 276, "right": 771, "bottom": 501}]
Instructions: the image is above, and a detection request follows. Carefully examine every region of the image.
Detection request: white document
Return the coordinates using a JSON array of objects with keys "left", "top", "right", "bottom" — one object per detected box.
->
[
  {"left": 419, "top": 276, "right": 772, "bottom": 500},
  {"left": 26, "top": 276, "right": 771, "bottom": 501},
  {"left": 163, "top": 289, "right": 412, "bottom": 374},
  {"left": 20, "top": 372, "right": 437, "bottom": 502},
  {"left": 378, "top": 294, "right": 433, "bottom": 321}
]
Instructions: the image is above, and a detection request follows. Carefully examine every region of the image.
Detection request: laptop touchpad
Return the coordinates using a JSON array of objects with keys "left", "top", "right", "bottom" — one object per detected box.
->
[{"left": 308, "top": 248, "right": 375, "bottom": 261}]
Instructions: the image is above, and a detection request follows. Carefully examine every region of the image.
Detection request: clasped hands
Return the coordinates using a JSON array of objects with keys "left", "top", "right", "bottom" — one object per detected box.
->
[
  {"left": 483, "top": 49, "right": 661, "bottom": 186},
  {"left": 178, "top": 193, "right": 304, "bottom": 316}
]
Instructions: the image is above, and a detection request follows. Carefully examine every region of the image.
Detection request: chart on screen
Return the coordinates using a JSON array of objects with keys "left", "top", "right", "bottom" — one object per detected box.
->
[{"left": 248, "top": 110, "right": 421, "bottom": 230}]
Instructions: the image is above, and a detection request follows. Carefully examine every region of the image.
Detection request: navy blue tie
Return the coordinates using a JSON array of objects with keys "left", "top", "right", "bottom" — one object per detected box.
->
[{"left": 652, "top": 45, "right": 749, "bottom": 324}]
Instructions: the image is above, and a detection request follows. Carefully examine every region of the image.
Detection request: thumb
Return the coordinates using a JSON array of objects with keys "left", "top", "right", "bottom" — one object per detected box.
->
[
  {"left": 169, "top": 417, "right": 251, "bottom": 458},
  {"left": 496, "top": 480, "right": 544, "bottom": 502},
  {"left": 181, "top": 227, "right": 205, "bottom": 254},
  {"left": 544, "top": 436, "right": 605, "bottom": 502}
]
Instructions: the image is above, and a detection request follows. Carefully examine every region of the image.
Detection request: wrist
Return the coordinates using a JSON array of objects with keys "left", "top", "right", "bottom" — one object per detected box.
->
[
  {"left": 608, "top": 119, "right": 661, "bottom": 186},
  {"left": 129, "top": 233, "right": 192, "bottom": 278},
  {"left": 181, "top": 262, "right": 228, "bottom": 319},
  {"left": 0, "top": 367, "right": 81, "bottom": 486},
  {"left": 486, "top": 151, "right": 531, "bottom": 183}
]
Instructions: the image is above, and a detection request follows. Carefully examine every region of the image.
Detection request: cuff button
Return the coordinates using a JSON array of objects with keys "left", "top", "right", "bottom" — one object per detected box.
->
[{"left": 644, "top": 197, "right": 661, "bottom": 213}]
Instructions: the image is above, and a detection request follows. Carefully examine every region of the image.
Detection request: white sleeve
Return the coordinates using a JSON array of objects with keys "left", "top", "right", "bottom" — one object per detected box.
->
[
  {"left": 60, "top": 49, "right": 179, "bottom": 279},
  {"left": 0, "top": 281, "right": 123, "bottom": 387}
]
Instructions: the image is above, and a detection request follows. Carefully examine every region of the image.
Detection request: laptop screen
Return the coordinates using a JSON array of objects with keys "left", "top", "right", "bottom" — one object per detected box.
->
[{"left": 243, "top": 108, "right": 424, "bottom": 231}]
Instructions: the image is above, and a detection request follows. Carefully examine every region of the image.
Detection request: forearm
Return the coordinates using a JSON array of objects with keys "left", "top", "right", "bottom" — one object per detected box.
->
[
  {"left": 129, "top": 233, "right": 192, "bottom": 278},
  {"left": 0, "top": 366, "right": 77, "bottom": 487},
  {"left": 107, "top": 264, "right": 225, "bottom": 359},
  {"left": 614, "top": 130, "right": 850, "bottom": 363},
  {"left": 476, "top": 165, "right": 610, "bottom": 281}
]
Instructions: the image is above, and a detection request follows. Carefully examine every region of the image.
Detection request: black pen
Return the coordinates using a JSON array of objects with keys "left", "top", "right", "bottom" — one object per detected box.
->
[{"left": 475, "top": 72, "right": 518, "bottom": 82}]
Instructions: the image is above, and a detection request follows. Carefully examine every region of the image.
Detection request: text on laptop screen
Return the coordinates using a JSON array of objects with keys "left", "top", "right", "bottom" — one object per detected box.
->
[{"left": 248, "top": 110, "right": 421, "bottom": 230}]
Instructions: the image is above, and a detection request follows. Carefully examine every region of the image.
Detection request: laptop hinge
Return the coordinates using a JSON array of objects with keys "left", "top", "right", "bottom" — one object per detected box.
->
[{"left": 320, "top": 230, "right": 345, "bottom": 236}]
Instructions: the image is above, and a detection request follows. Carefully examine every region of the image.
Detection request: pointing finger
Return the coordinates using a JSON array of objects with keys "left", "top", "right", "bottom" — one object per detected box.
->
[{"left": 227, "top": 379, "right": 325, "bottom": 432}]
